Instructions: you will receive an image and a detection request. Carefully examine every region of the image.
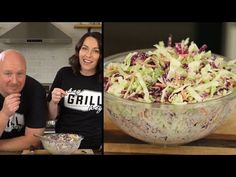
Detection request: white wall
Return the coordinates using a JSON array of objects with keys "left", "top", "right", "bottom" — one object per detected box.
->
[{"left": 0, "top": 22, "right": 102, "bottom": 83}]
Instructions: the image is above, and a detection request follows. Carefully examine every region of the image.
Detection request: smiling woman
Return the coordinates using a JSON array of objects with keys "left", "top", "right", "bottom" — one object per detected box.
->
[{"left": 47, "top": 32, "right": 103, "bottom": 150}]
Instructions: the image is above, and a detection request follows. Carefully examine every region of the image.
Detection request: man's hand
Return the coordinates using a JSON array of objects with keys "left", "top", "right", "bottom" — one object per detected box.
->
[{"left": 1, "top": 93, "right": 21, "bottom": 118}]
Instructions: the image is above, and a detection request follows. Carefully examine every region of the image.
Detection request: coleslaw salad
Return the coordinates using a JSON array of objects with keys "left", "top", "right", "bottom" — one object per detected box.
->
[
  {"left": 104, "top": 38, "right": 236, "bottom": 105},
  {"left": 104, "top": 37, "right": 236, "bottom": 145}
]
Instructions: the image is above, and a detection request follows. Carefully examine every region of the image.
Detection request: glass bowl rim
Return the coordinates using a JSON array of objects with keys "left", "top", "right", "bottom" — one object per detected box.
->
[{"left": 42, "top": 133, "right": 84, "bottom": 143}]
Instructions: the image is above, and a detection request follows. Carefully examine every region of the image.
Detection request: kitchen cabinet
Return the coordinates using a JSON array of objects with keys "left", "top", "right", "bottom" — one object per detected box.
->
[{"left": 74, "top": 23, "right": 102, "bottom": 32}]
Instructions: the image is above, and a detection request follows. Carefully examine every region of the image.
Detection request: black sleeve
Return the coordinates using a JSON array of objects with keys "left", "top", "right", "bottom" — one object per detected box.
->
[
  {"left": 47, "top": 68, "right": 64, "bottom": 102},
  {"left": 23, "top": 76, "right": 47, "bottom": 128}
]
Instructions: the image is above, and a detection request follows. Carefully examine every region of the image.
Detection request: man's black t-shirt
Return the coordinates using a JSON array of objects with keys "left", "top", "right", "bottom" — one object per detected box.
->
[
  {"left": 47, "top": 67, "right": 102, "bottom": 149},
  {"left": 0, "top": 76, "right": 47, "bottom": 139}
]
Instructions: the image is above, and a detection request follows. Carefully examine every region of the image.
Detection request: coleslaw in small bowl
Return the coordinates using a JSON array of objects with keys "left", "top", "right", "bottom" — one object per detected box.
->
[
  {"left": 104, "top": 37, "right": 236, "bottom": 145},
  {"left": 40, "top": 133, "right": 83, "bottom": 154}
]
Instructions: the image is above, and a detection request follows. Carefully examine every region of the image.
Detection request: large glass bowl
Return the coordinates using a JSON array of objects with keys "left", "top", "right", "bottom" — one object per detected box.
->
[
  {"left": 39, "top": 133, "right": 84, "bottom": 155},
  {"left": 104, "top": 50, "right": 236, "bottom": 145}
]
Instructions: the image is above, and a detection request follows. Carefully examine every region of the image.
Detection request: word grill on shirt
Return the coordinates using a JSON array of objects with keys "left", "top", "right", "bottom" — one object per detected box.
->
[{"left": 64, "top": 89, "right": 102, "bottom": 113}]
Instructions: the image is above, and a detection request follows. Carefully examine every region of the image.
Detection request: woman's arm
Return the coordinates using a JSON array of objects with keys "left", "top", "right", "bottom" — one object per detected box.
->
[
  {"left": 48, "top": 88, "right": 66, "bottom": 120},
  {"left": 48, "top": 101, "right": 59, "bottom": 120}
]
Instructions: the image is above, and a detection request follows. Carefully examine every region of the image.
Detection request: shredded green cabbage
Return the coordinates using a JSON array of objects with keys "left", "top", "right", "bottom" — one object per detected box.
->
[{"left": 104, "top": 38, "right": 236, "bottom": 105}]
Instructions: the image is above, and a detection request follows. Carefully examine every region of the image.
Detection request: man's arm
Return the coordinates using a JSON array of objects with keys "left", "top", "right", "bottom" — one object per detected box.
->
[
  {"left": 0, "top": 93, "right": 21, "bottom": 136},
  {"left": 0, "top": 127, "right": 44, "bottom": 151},
  {"left": 0, "top": 111, "right": 10, "bottom": 136}
]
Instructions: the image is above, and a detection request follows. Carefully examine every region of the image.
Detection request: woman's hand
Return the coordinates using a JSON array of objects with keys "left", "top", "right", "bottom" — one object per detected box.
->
[{"left": 51, "top": 88, "right": 67, "bottom": 104}]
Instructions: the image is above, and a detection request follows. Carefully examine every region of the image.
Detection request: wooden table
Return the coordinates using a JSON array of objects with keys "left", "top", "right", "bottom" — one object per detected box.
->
[
  {"left": 104, "top": 110, "right": 236, "bottom": 155},
  {"left": 0, "top": 149, "right": 101, "bottom": 155},
  {"left": 21, "top": 149, "right": 94, "bottom": 155}
]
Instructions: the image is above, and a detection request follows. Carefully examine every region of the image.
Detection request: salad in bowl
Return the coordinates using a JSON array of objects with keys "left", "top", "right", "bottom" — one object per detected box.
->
[{"left": 104, "top": 37, "right": 236, "bottom": 145}]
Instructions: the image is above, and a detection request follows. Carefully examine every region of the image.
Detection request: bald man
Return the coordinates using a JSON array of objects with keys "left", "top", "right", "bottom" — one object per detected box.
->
[{"left": 0, "top": 49, "right": 47, "bottom": 152}]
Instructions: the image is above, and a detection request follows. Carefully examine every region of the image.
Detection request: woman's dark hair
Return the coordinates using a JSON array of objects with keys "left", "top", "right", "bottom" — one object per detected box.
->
[{"left": 69, "top": 32, "right": 102, "bottom": 81}]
